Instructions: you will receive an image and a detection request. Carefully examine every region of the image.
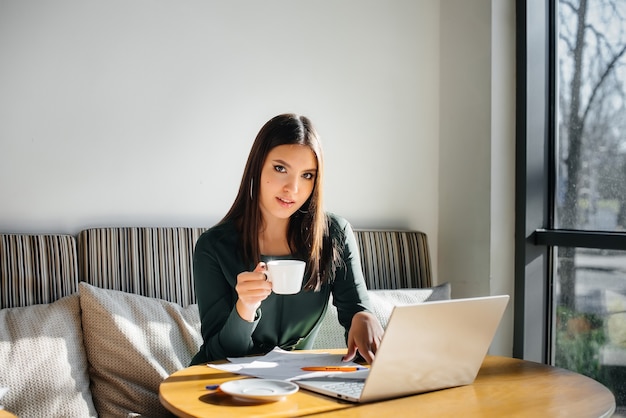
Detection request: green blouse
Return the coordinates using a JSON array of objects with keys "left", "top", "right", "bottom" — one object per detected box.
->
[{"left": 190, "top": 213, "right": 371, "bottom": 364}]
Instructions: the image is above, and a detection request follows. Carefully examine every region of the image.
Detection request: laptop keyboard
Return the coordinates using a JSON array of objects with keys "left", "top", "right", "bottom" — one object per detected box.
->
[{"left": 323, "top": 380, "right": 364, "bottom": 398}]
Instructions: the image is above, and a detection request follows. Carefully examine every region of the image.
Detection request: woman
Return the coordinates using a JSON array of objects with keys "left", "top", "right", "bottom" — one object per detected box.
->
[{"left": 190, "top": 113, "right": 383, "bottom": 365}]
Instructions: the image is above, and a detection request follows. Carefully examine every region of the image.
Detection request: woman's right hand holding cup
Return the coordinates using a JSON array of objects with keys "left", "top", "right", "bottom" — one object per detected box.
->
[{"left": 235, "top": 262, "right": 272, "bottom": 321}]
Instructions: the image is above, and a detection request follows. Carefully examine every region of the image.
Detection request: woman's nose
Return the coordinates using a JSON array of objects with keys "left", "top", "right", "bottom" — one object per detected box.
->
[{"left": 284, "top": 176, "right": 299, "bottom": 193}]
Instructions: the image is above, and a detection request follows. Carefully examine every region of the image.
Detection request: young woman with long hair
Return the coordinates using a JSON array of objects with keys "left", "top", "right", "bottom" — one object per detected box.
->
[{"left": 191, "top": 113, "right": 383, "bottom": 365}]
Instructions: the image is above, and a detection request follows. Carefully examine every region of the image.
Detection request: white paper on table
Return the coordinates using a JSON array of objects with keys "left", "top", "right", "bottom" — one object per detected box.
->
[{"left": 208, "top": 347, "right": 369, "bottom": 381}]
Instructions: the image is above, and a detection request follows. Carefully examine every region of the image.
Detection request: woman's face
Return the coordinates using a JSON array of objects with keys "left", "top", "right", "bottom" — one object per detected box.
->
[{"left": 259, "top": 144, "right": 318, "bottom": 224}]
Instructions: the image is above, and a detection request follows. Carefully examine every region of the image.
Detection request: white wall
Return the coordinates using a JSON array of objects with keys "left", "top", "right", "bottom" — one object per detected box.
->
[
  {"left": 0, "top": 0, "right": 439, "bottom": 237},
  {"left": 440, "top": 0, "right": 492, "bottom": 298},
  {"left": 439, "top": 0, "right": 515, "bottom": 355},
  {"left": 0, "top": 1, "right": 516, "bottom": 355},
  {"left": 489, "top": 0, "right": 516, "bottom": 360}
]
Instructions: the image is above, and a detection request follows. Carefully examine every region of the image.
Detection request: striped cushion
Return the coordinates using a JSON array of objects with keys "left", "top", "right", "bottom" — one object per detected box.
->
[
  {"left": 353, "top": 230, "right": 432, "bottom": 289},
  {"left": 1, "top": 229, "right": 431, "bottom": 310},
  {"left": 78, "top": 228, "right": 206, "bottom": 307},
  {"left": 0, "top": 234, "right": 79, "bottom": 309}
]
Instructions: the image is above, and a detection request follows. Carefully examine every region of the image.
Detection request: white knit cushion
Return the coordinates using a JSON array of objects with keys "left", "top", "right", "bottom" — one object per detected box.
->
[
  {"left": 0, "top": 294, "right": 97, "bottom": 417},
  {"left": 78, "top": 282, "right": 202, "bottom": 418},
  {"left": 312, "top": 283, "right": 452, "bottom": 349}
]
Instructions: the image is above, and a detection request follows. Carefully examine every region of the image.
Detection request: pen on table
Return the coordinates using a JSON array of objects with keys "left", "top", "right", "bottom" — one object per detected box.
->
[
  {"left": 205, "top": 384, "right": 221, "bottom": 391},
  {"left": 301, "top": 366, "right": 369, "bottom": 372}
]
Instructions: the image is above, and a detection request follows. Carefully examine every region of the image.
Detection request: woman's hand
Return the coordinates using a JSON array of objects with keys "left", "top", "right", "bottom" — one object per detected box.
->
[
  {"left": 342, "top": 311, "right": 384, "bottom": 364},
  {"left": 235, "top": 262, "right": 273, "bottom": 321}
]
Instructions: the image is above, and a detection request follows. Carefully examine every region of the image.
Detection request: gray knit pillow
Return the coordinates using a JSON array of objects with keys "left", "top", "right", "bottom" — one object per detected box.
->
[
  {"left": 79, "top": 282, "right": 202, "bottom": 418},
  {"left": 0, "top": 294, "right": 97, "bottom": 417}
]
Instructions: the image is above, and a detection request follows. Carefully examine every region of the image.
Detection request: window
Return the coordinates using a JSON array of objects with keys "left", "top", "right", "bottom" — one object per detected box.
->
[{"left": 517, "top": 0, "right": 626, "bottom": 408}]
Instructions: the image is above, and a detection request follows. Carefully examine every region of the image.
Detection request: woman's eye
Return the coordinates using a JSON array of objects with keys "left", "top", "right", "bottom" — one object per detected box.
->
[
  {"left": 303, "top": 172, "right": 315, "bottom": 180},
  {"left": 274, "top": 165, "right": 287, "bottom": 173}
]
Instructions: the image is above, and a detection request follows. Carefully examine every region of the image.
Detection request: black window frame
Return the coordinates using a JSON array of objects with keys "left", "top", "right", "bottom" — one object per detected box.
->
[{"left": 515, "top": 0, "right": 626, "bottom": 363}]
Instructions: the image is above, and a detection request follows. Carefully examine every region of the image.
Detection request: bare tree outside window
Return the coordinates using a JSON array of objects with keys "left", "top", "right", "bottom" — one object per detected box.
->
[
  {"left": 556, "top": 0, "right": 626, "bottom": 406},
  {"left": 558, "top": 0, "right": 626, "bottom": 308}
]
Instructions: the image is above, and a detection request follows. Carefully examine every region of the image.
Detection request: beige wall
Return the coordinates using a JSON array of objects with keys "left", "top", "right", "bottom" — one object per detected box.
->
[{"left": 0, "top": 0, "right": 515, "bottom": 355}]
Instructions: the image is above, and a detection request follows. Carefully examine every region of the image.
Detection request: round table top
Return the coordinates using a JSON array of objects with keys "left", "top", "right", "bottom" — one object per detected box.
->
[{"left": 159, "top": 354, "right": 616, "bottom": 418}]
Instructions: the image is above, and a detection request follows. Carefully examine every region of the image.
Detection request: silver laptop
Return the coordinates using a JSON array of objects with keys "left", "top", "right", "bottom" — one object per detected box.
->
[{"left": 296, "top": 295, "right": 509, "bottom": 403}]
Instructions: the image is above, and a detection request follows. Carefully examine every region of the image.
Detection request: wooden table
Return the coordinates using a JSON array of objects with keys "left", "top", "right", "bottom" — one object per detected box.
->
[
  {"left": 159, "top": 354, "right": 616, "bottom": 418},
  {"left": 0, "top": 411, "right": 17, "bottom": 418}
]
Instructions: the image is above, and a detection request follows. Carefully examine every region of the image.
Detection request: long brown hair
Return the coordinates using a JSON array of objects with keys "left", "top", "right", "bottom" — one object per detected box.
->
[{"left": 220, "top": 113, "right": 338, "bottom": 290}]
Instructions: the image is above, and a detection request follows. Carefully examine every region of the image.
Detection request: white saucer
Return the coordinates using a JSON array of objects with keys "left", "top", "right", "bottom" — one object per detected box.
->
[{"left": 219, "top": 379, "right": 299, "bottom": 402}]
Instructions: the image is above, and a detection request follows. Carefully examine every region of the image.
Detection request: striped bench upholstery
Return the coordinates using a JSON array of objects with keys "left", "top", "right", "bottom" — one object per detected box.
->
[
  {"left": 0, "top": 234, "right": 79, "bottom": 309},
  {"left": 78, "top": 228, "right": 206, "bottom": 307},
  {"left": 2, "top": 228, "right": 432, "bottom": 310},
  {"left": 354, "top": 230, "right": 432, "bottom": 289},
  {"left": 78, "top": 228, "right": 432, "bottom": 302}
]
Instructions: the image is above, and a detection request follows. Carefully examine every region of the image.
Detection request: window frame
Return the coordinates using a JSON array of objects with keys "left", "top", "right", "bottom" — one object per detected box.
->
[
  {"left": 515, "top": 0, "right": 626, "bottom": 363},
  {"left": 515, "top": 0, "right": 553, "bottom": 363}
]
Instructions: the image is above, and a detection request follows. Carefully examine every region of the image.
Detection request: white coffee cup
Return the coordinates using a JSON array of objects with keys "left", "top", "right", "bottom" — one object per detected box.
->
[{"left": 265, "top": 260, "right": 306, "bottom": 295}]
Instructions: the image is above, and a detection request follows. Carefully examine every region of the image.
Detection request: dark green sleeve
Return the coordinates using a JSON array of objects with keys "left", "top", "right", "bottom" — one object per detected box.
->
[
  {"left": 190, "top": 226, "right": 259, "bottom": 364},
  {"left": 329, "top": 215, "right": 373, "bottom": 337}
]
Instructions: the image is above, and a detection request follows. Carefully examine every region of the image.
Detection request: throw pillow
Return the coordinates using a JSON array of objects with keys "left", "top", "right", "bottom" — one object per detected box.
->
[
  {"left": 0, "top": 294, "right": 97, "bottom": 417},
  {"left": 78, "top": 282, "right": 202, "bottom": 418},
  {"left": 312, "top": 282, "right": 452, "bottom": 349}
]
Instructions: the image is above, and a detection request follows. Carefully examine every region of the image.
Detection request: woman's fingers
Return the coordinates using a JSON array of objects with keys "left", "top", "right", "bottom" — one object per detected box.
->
[
  {"left": 234, "top": 263, "right": 272, "bottom": 321},
  {"left": 236, "top": 263, "right": 272, "bottom": 299}
]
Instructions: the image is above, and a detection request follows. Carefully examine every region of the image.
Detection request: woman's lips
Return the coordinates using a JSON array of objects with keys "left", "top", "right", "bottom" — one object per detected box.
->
[{"left": 276, "top": 196, "right": 295, "bottom": 207}]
